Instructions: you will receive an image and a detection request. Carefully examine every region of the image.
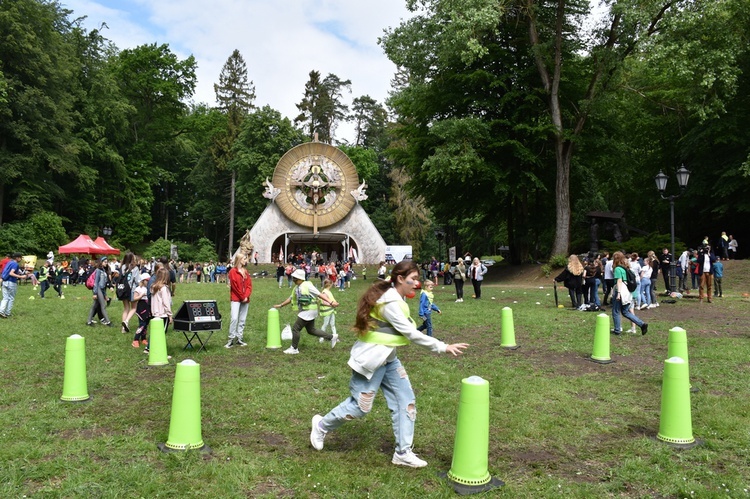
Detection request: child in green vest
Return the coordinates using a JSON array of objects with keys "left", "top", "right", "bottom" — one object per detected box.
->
[
  {"left": 417, "top": 280, "right": 441, "bottom": 337},
  {"left": 318, "top": 279, "right": 339, "bottom": 342}
]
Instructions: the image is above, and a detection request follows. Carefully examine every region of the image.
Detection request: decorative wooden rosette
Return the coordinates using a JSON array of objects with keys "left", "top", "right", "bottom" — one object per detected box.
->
[{"left": 272, "top": 142, "right": 359, "bottom": 231}]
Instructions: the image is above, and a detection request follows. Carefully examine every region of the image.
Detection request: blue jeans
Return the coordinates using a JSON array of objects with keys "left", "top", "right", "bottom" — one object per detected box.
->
[
  {"left": 640, "top": 278, "right": 652, "bottom": 306},
  {"left": 0, "top": 281, "right": 19, "bottom": 316},
  {"left": 611, "top": 290, "right": 644, "bottom": 332},
  {"left": 320, "top": 359, "right": 416, "bottom": 454},
  {"left": 417, "top": 314, "right": 434, "bottom": 336}
]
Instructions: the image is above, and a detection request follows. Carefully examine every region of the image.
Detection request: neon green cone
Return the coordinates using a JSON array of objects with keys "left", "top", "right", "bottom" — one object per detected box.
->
[
  {"left": 159, "top": 359, "right": 210, "bottom": 452},
  {"left": 667, "top": 327, "right": 688, "bottom": 362},
  {"left": 61, "top": 334, "right": 90, "bottom": 402},
  {"left": 148, "top": 318, "right": 169, "bottom": 366},
  {"left": 445, "top": 376, "right": 504, "bottom": 494},
  {"left": 657, "top": 357, "right": 699, "bottom": 448},
  {"left": 590, "top": 313, "right": 613, "bottom": 364},
  {"left": 500, "top": 307, "right": 519, "bottom": 349},
  {"left": 266, "top": 308, "right": 281, "bottom": 349}
]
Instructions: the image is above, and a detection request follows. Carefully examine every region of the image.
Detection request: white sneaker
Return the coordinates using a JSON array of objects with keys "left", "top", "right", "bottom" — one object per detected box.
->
[
  {"left": 331, "top": 333, "right": 339, "bottom": 349},
  {"left": 236, "top": 339, "right": 247, "bottom": 347},
  {"left": 455, "top": 299, "right": 461, "bottom": 303},
  {"left": 283, "top": 346, "right": 299, "bottom": 355},
  {"left": 647, "top": 304, "right": 656, "bottom": 309},
  {"left": 392, "top": 450, "right": 428, "bottom": 468},
  {"left": 655, "top": 303, "right": 659, "bottom": 307},
  {"left": 310, "top": 414, "right": 327, "bottom": 450},
  {"left": 224, "top": 340, "right": 234, "bottom": 349}
]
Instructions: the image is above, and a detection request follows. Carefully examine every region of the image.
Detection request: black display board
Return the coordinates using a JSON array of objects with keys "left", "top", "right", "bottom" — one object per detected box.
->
[{"left": 173, "top": 300, "right": 222, "bottom": 332}]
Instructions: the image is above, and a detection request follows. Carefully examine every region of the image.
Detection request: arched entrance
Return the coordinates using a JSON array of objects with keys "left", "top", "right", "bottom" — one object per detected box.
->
[{"left": 270, "top": 233, "right": 359, "bottom": 264}]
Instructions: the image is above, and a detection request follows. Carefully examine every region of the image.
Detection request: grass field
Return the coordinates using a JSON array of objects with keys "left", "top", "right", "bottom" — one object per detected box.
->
[{"left": 1, "top": 262, "right": 749, "bottom": 498}]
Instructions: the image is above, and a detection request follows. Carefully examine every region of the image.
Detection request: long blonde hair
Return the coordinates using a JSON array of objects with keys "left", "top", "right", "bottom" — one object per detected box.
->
[
  {"left": 567, "top": 255, "right": 584, "bottom": 276},
  {"left": 151, "top": 267, "right": 170, "bottom": 294}
]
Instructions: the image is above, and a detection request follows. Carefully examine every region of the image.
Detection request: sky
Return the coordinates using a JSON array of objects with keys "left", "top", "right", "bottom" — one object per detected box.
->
[{"left": 60, "top": 0, "right": 415, "bottom": 143}]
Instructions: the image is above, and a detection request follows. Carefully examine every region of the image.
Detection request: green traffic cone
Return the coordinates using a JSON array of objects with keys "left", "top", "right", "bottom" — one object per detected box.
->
[
  {"left": 266, "top": 308, "right": 281, "bottom": 349},
  {"left": 158, "top": 359, "right": 210, "bottom": 452},
  {"left": 148, "top": 318, "right": 169, "bottom": 367},
  {"left": 61, "top": 334, "right": 90, "bottom": 402},
  {"left": 500, "top": 307, "right": 519, "bottom": 350},
  {"left": 444, "top": 376, "right": 504, "bottom": 494},
  {"left": 590, "top": 313, "right": 614, "bottom": 364},
  {"left": 657, "top": 357, "right": 700, "bottom": 448},
  {"left": 667, "top": 327, "right": 688, "bottom": 362}
]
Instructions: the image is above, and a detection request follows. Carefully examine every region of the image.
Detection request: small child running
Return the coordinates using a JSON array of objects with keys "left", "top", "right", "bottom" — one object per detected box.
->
[
  {"left": 131, "top": 273, "right": 151, "bottom": 348},
  {"left": 417, "top": 280, "right": 441, "bottom": 337},
  {"left": 318, "top": 279, "right": 339, "bottom": 343}
]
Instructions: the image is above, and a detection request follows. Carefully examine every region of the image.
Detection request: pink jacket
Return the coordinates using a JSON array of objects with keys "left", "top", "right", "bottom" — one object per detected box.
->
[{"left": 150, "top": 286, "right": 172, "bottom": 318}]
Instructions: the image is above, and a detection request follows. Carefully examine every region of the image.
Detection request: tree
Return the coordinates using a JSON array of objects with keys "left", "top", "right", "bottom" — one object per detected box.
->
[
  {"left": 213, "top": 49, "right": 256, "bottom": 258},
  {"left": 0, "top": 0, "right": 83, "bottom": 224},
  {"left": 388, "top": 167, "right": 432, "bottom": 256},
  {"left": 294, "top": 70, "right": 352, "bottom": 143},
  {"left": 112, "top": 43, "right": 197, "bottom": 245},
  {"left": 350, "top": 95, "right": 388, "bottom": 149}
]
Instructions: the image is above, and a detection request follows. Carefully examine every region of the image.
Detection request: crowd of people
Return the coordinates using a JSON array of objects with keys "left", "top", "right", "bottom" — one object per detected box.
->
[{"left": 0, "top": 236, "right": 739, "bottom": 469}]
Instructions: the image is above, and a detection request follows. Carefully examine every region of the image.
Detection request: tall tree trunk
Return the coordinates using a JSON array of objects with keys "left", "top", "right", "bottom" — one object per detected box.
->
[{"left": 228, "top": 169, "right": 236, "bottom": 259}]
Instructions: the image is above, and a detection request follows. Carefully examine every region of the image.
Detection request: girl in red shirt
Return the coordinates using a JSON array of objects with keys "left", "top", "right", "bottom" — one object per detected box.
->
[{"left": 226, "top": 252, "right": 253, "bottom": 348}]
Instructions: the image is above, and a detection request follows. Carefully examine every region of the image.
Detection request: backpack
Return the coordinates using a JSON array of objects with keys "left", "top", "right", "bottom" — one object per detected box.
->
[
  {"left": 85, "top": 270, "right": 97, "bottom": 290},
  {"left": 625, "top": 268, "right": 638, "bottom": 292},
  {"left": 116, "top": 272, "right": 132, "bottom": 300}
]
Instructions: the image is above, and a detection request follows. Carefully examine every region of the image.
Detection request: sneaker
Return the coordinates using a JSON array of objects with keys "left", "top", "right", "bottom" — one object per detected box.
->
[
  {"left": 122, "top": 321, "right": 130, "bottom": 333},
  {"left": 0, "top": 313, "right": 7, "bottom": 319},
  {"left": 392, "top": 450, "right": 428, "bottom": 468},
  {"left": 655, "top": 302, "right": 659, "bottom": 307},
  {"left": 60, "top": 295, "right": 65, "bottom": 299},
  {"left": 101, "top": 320, "right": 113, "bottom": 327},
  {"left": 610, "top": 329, "right": 621, "bottom": 335},
  {"left": 131, "top": 340, "right": 140, "bottom": 348},
  {"left": 310, "top": 414, "right": 327, "bottom": 450},
  {"left": 283, "top": 346, "right": 299, "bottom": 355},
  {"left": 641, "top": 323, "right": 648, "bottom": 336},
  {"left": 647, "top": 304, "right": 656, "bottom": 309},
  {"left": 143, "top": 348, "right": 149, "bottom": 354},
  {"left": 628, "top": 328, "right": 636, "bottom": 334},
  {"left": 224, "top": 340, "right": 234, "bottom": 349},
  {"left": 236, "top": 339, "right": 247, "bottom": 347},
  {"left": 86, "top": 321, "right": 95, "bottom": 327},
  {"left": 331, "top": 333, "right": 339, "bottom": 349}
]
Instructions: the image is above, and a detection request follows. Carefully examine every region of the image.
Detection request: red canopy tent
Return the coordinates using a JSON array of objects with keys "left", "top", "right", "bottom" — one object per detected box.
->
[
  {"left": 58, "top": 234, "right": 107, "bottom": 255},
  {"left": 93, "top": 237, "right": 120, "bottom": 255}
]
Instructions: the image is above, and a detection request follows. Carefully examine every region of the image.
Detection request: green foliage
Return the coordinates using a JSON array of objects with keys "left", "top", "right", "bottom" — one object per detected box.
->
[
  {"left": 142, "top": 237, "right": 173, "bottom": 259},
  {"left": 0, "top": 211, "right": 67, "bottom": 256},
  {"left": 192, "top": 237, "right": 219, "bottom": 263},
  {"left": 599, "top": 233, "right": 683, "bottom": 257},
  {"left": 294, "top": 70, "right": 351, "bottom": 143}
]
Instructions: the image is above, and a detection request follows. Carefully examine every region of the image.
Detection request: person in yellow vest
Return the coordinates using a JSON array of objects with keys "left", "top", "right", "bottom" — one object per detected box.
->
[
  {"left": 309, "top": 260, "right": 469, "bottom": 468},
  {"left": 274, "top": 268, "right": 338, "bottom": 354},
  {"left": 318, "top": 279, "right": 339, "bottom": 343}
]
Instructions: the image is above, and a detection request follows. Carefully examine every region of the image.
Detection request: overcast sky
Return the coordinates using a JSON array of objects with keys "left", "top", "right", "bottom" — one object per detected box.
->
[{"left": 61, "top": 0, "right": 415, "bottom": 143}]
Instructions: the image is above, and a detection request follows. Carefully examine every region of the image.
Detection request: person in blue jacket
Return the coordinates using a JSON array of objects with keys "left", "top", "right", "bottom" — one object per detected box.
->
[{"left": 416, "top": 279, "right": 441, "bottom": 337}]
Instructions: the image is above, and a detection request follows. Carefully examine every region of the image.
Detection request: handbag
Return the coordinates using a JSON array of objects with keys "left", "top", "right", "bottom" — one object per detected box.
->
[{"left": 281, "top": 324, "right": 292, "bottom": 341}]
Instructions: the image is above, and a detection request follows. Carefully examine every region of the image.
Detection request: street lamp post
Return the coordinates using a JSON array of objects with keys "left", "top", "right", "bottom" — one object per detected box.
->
[
  {"left": 655, "top": 165, "right": 690, "bottom": 293},
  {"left": 434, "top": 229, "right": 445, "bottom": 262}
]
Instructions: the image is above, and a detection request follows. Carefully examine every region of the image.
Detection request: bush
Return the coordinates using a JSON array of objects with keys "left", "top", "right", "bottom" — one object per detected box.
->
[
  {"left": 599, "top": 233, "right": 681, "bottom": 257},
  {"left": 0, "top": 211, "right": 67, "bottom": 257}
]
